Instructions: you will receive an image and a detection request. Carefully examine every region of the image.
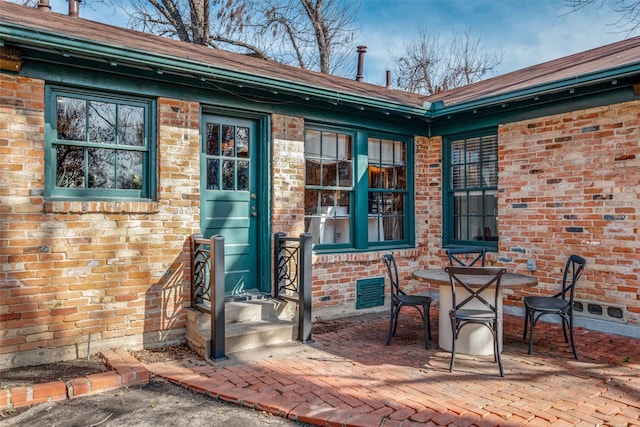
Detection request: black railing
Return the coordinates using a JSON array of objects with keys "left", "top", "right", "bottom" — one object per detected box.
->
[
  {"left": 273, "top": 232, "right": 313, "bottom": 343},
  {"left": 190, "top": 234, "right": 226, "bottom": 361}
]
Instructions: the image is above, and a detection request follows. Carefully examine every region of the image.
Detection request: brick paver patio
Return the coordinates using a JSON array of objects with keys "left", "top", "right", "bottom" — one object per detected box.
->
[{"left": 141, "top": 308, "right": 640, "bottom": 426}]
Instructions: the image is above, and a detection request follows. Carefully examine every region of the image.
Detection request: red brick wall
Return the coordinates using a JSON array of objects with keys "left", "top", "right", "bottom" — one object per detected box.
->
[
  {"left": 0, "top": 73, "right": 201, "bottom": 367},
  {"left": 497, "top": 101, "right": 640, "bottom": 325}
]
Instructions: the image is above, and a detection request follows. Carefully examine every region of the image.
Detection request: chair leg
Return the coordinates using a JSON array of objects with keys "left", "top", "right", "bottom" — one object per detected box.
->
[
  {"left": 494, "top": 322, "right": 504, "bottom": 377},
  {"left": 449, "top": 319, "right": 457, "bottom": 373},
  {"left": 421, "top": 306, "right": 429, "bottom": 349},
  {"left": 527, "top": 311, "right": 535, "bottom": 355},
  {"left": 569, "top": 314, "right": 578, "bottom": 360},
  {"left": 386, "top": 304, "right": 397, "bottom": 346},
  {"left": 523, "top": 307, "right": 529, "bottom": 341}
]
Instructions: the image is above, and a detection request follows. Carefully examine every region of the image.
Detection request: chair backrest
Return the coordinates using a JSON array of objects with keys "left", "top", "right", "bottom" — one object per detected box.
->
[
  {"left": 444, "top": 266, "right": 506, "bottom": 314},
  {"left": 555, "top": 255, "right": 587, "bottom": 302},
  {"left": 381, "top": 254, "right": 404, "bottom": 298},
  {"left": 446, "top": 247, "right": 487, "bottom": 267}
]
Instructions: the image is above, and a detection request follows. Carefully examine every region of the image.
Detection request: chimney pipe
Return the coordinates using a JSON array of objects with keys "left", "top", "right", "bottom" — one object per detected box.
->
[
  {"left": 69, "top": 0, "right": 81, "bottom": 17},
  {"left": 37, "top": 0, "right": 52, "bottom": 12},
  {"left": 355, "top": 45, "right": 367, "bottom": 82},
  {"left": 386, "top": 70, "right": 392, "bottom": 89}
]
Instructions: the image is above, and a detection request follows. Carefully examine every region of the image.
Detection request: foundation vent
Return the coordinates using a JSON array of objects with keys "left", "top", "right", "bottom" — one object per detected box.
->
[
  {"left": 574, "top": 300, "right": 627, "bottom": 323},
  {"left": 356, "top": 277, "right": 385, "bottom": 309}
]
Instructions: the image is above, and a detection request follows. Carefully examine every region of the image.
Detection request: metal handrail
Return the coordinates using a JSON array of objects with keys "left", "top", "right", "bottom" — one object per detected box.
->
[
  {"left": 190, "top": 234, "right": 226, "bottom": 361},
  {"left": 274, "top": 232, "right": 313, "bottom": 343}
]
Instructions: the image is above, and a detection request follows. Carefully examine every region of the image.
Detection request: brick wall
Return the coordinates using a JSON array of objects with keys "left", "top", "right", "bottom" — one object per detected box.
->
[
  {"left": 0, "top": 74, "right": 201, "bottom": 368},
  {"left": 497, "top": 100, "right": 640, "bottom": 326}
]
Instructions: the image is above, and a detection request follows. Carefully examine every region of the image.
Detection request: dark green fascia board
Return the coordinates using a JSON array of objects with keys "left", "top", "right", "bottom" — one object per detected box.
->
[
  {"left": 431, "top": 78, "right": 638, "bottom": 135},
  {"left": 0, "top": 23, "right": 428, "bottom": 119},
  {"left": 428, "top": 62, "right": 640, "bottom": 118}
]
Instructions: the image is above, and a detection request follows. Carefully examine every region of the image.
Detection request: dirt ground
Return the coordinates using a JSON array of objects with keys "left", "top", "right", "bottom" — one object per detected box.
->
[{"left": 0, "top": 345, "right": 311, "bottom": 427}]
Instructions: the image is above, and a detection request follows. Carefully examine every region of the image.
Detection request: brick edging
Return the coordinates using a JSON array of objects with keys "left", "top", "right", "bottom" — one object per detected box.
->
[{"left": 0, "top": 349, "right": 149, "bottom": 410}]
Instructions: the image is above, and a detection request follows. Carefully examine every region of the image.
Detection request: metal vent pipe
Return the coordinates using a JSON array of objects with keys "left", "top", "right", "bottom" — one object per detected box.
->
[
  {"left": 69, "top": 0, "right": 81, "bottom": 17},
  {"left": 37, "top": 0, "right": 52, "bottom": 12},
  {"left": 355, "top": 45, "right": 367, "bottom": 82}
]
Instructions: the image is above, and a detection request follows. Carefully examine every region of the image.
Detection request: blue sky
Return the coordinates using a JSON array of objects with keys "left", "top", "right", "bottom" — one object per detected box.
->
[
  {"left": 358, "top": 0, "right": 626, "bottom": 85},
  {"left": 43, "top": 0, "right": 627, "bottom": 85}
]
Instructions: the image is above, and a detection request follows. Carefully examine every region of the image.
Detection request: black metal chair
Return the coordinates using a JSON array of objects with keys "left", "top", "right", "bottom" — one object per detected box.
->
[
  {"left": 446, "top": 247, "right": 487, "bottom": 267},
  {"left": 523, "top": 255, "right": 586, "bottom": 359},
  {"left": 382, "top": 254, "right": 432, "bottom": 349},
  {"left": 445, "top": 266, "right": 507, "bottom": 376}
]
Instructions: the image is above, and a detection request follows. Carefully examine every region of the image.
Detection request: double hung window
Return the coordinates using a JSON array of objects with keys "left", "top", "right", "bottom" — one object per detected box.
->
[
  {"left": 304, "top": 126, "right": 412, "bottom": 250},
  {"left": 443, "top": 132, "right": 498, "bottom": 248},
  {"left": 45, "top": 87, "right": 155, "bottom": 200}
]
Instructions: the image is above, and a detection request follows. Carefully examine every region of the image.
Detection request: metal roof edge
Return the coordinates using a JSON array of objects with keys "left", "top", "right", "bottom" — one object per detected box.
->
[
  {"left": 0, "top": 23, "right": 430, "bottom": 118},
  {"left": 429, "top": 63, "right": 640, "bottom": 117}
]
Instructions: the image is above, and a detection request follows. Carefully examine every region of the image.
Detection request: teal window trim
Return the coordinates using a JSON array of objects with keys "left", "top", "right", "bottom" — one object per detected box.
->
[
  {"left": 442, "top": 128, "right": 498, "bottom": 251},
  {"left": 304, "top": 123, "right": 414, "bottom": 252},
  {"left": 44, "top": 85, "right": 156, "bottom": 201}
]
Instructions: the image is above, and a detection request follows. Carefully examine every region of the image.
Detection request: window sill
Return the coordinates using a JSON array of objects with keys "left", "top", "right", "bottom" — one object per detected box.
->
[{"left": 44, "top": 200, "right": 159, "bottom": 214}]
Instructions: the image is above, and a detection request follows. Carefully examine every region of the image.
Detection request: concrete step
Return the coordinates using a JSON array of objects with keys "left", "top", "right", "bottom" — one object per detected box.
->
[{"left": 186, "top": 298, "right": 298, "bottom": 359}]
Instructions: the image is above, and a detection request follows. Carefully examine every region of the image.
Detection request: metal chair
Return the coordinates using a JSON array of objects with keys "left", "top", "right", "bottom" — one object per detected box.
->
[
  {"left": 523, "top": 255, "right": 586, "bottom": 359},
  {"left": 445, "top": 266, "right": 507, "bottom": 376},
  {"left": 446, "top": 247, "right": 487, "bottom": 267},
  {"left": 382, "top": 254, "right": 432, "bottom": 349}
]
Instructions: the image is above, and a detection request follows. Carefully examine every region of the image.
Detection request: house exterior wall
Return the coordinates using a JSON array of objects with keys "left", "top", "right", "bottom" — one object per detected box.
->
[
  {"left": 1, "top": 72, "right": 638, "bottom": 368},
  {"left": 0, "top": 73, "right": 200, "bottom": 367}
]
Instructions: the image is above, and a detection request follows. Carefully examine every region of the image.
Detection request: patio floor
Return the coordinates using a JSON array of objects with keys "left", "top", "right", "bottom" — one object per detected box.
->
[{"left": 141, "top": 307, "right": 640, "bottom": 426}]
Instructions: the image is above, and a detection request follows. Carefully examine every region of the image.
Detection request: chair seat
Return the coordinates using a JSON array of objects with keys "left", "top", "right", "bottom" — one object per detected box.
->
[
  {"left": 524, "top": 296, "right": 570, "bottom": 312},
  {"left": 453, "top": 308, "right": 495, "bottom": 321},
  {"left": 397, "top": 294, "right": 432, "bottom": 306}
]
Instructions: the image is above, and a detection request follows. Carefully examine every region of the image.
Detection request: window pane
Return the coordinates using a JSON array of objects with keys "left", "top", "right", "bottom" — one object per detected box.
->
[
  {"left": 57, "top": 97, "right": 86, "bottom": 141},
  {"left": 322, "top": 132, "right": 337, "bottom": 158},
  {"left": 482, "top": 161, "right": 498, "bottom": 187},
  {"left": 305, "top": 189, "right": 320, "bottom": 215},
  {"left": 453, "top": 192, "right": 467, "bottom": 215},
  {"left": 56, "top": 145, "right": 84, "bottom": 188},
  {"left": 88, "top": 148, "right": 115, "bottom": 188},
  {"left": 337, "top": 160, "right": 352, "bottom": 186},
  {"left": 116, "top": 150, "right": 143, "bottom": 189},
  {"left": 206, "top": 124, "right": 219, "bottom": 155},
  {"left": 322, "top": 162, "right": 337, "bottom": 186},
  {"left": 337, "top": 134, "right": 352, "bottom": 160},
  {"left": 222, "top": 160, "right": 234, "bottom": 190},
  {"left": 466, "top": 164, "right": 480, "bottom": 187},
  {"left": 237, "top": 160, "right": 249, "bottom": 191},
  {"left": 484, "top": 191, "right": 498, "bottom": 215},
  {"left": 207, "top": 159, "right": 219, "bottom": 190},
  {"left": 305, "top": 129, "right": 321, "bottom": 156},
  {"left": 466, "top": 137, "right": 480, "bottom": 163},
  {"left": 118, "top": 105, "right": 144, "bottom": 146},
  {"left": 306, "top": 159, "right": 321, "bottom": 186},
  {"left": 222, "top": 125, "right": 234, "bottom": 157},
  {"left": 380, "top": 139, "right": 393, "bottom": 163},
  {"left": 395, "top": 165, "right": 406, "bottom": 190},
  {"left": 236, "top": 127, "right": 249, "bottom": 158},
  {"left": 88, "top": 101, "right": 116, "bottom": 143},
  {"left": 468, "top": 191, "right": 484, "bottom": 215}
]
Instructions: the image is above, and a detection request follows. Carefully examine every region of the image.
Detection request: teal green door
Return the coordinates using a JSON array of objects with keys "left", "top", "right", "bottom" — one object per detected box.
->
[{"left": 201, "top": 114, "right": 259, "bottom": 295}]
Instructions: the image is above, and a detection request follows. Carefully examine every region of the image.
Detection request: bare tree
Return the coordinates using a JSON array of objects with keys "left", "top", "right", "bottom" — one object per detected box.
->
[
  {"left": 121, "top": 0, "right": 358, "bottom": 75},
  {"left": 564, "top": 0, "right": 640, "bottom": 35},
  {"left": 390, "top": 27, "right": 502, "bottom": 95}
]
